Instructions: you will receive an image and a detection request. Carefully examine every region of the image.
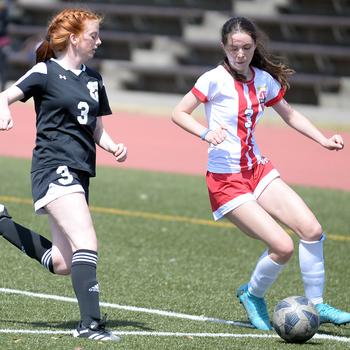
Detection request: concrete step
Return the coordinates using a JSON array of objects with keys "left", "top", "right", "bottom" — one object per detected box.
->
[
  {"left": 235, "top": 0, "right": 288, "bottom": 16},
  {"left": 319, "top": 77, "right": 350, "bottom": 108}
]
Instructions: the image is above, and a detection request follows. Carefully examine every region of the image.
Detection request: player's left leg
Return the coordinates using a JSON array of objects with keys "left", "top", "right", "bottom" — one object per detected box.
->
[
  {"left": 45, "top": 192, "right": 120, "bottom": 341},
  {"left": 258, "top": 178, "right": 350, "bottom": 325}
]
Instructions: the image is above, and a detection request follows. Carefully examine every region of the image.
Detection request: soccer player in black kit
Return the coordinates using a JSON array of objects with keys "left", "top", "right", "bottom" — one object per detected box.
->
[{"left": 0, "top": 8, "right": 127, "bottom": 341}]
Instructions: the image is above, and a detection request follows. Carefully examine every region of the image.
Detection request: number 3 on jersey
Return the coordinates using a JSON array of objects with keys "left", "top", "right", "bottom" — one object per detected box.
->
[{"left": 77, "top": 101, "right": 89, "bottom": 124}]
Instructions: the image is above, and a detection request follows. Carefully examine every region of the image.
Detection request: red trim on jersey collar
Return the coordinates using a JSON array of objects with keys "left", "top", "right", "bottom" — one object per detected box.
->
[{"left": 191, "top": 87, "right": 208, "bottom": 102}]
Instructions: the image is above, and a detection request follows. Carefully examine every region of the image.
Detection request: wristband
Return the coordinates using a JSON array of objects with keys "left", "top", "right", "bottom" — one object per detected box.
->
[{"left": 200, "top": 128, "right": 210, "bottom": 140}]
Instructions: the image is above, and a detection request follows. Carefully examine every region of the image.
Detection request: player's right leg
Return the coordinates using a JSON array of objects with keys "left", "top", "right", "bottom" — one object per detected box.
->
[{"left": 225, "top": 201, "right": 293, "bottom": 331}]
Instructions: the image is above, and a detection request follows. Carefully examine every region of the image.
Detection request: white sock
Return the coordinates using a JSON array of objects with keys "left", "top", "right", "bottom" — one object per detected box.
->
[
  {"left": 248, "top": 250, "right": 285, "bottom": 298},
  {"left": 299, "top": 234, "right": 325, "bottom": 305}
]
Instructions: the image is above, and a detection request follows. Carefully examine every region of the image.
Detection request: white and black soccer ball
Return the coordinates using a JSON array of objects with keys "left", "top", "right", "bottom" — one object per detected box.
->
[{"left": 272, "top": 296, "right": 320, "bottom": 343}]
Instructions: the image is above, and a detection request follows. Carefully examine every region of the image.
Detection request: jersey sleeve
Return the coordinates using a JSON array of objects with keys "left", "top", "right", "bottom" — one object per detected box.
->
[
  {"left": 98, "top": 81, "right": 112, "bottom": 116},
  {"left": 15, "top": 62, "right": 47, "bottom": 102},
  {"left": 191, "top": 70, "right": 220, "bottom": 103},
  {"left": 265, "top": 73, "right": 286, "bottom": 107}
]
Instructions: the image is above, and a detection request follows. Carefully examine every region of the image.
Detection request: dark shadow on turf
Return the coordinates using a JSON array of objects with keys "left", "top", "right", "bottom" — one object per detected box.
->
[
  {"left": 274, "top": 339, "right": 319, "bottom": 345},
  {"left": 0, "top": 318, "right": 154, "bottom": 331},
  {"left": 317, "top": 327, "right": 350, "bottom": 336}
]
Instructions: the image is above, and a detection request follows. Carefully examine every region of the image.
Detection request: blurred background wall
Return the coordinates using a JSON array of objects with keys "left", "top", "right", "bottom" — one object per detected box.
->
[{"left": 1, "top": 0, "right": 350, "bottom": 108}]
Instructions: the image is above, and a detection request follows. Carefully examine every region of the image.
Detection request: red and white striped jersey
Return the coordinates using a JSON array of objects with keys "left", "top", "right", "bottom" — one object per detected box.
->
[{"left": 192, "top": 64, "right": 285, "bottom": 173}]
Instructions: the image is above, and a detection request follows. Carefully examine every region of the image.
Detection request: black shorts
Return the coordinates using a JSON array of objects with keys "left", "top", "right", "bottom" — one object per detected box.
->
[{"left": 31, "top": 165, "right": 90, "bottom": 214}]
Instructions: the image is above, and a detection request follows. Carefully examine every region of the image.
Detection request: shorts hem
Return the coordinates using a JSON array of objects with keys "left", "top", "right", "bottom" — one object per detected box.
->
[
  {"left": 34, "top": 184, "right": 85, "bottom": 214},
  {"left": 212, "top": 193, "right": 255, "bottom": 221},
  {"left": 253, "top": 169, "right": 280, "bottom": 199}
]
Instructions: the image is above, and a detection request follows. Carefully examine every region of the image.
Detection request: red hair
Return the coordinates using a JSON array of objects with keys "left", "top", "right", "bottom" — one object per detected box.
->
[{"left": 36, "top": 8, "right": 102, "bottom": 63}]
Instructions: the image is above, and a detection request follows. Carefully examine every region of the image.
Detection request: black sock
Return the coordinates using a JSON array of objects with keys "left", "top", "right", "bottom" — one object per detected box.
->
[
  {"left": 0, "top": 217, "right": 54, "bottom": 273},
  {"left": 71, "top": 249, "right": 101, "bottom": 327}
]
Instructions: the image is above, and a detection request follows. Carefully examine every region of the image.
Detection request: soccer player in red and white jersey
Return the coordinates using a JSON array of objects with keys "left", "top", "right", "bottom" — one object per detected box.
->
[{"left": 172, "top": 16, "right": 349, "bottom": 330}]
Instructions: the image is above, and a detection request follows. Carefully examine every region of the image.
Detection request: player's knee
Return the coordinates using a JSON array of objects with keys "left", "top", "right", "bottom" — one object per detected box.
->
[
  {"left": 54, "top": 266, "right": 71, "bottom": 275},
  {"left": 52, "top": 259, "right": 71, "bottom": 275},
  {"left": 299, "top": 220, "right": 323, "bottom": 242},
  {"left": 273, "top": 236, "right": 294, "bottom": 264}
]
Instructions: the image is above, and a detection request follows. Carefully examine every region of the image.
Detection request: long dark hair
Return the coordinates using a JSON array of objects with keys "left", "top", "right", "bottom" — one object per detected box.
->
[{"left": 221, "top": 16, "right": 294, "bottom": 89}]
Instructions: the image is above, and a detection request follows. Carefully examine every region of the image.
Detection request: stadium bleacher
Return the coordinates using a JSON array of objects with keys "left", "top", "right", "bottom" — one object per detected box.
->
[
  {"left": 251, "top": 14, "right": 350, "bottom": 45},
  {"left": 16, "top": 2, "right": 206, "bottom": 36},
  {"left": 277, "top": 0, "right": 350, "bottom": 16},
  {"left": 8, "top": 23, "right": 154, "bottom": 60},
  {"left": 5, "top": 0, "right": 350, "bottom": 105},
  {"left": 177, "top": 38, "right": 350, "bottom": 77},
  {"left": 61, "top": 0, "right": 233, "bottom": 11},
  {"left": 5, "top": 1, "right": 209, "bottom": 80}
]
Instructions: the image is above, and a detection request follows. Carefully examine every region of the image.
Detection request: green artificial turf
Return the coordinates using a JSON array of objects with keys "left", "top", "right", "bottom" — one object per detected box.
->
[{"left": 0, "top": 156, "right": 349, "bottom": 349}]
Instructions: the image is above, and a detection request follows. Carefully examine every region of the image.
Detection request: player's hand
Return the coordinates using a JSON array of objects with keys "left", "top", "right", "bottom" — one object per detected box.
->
[
  {"left": 323, "top": 134, "right": 344, "bottom": 151},
  {"left": 113, "top": 143, "right": 127, "bottom": 162},
  {"left": 204, "top": 125, "right": 227, "bottom": 145},
  {"left": 0, "top": 112, "right": 13, "bottom": 131}
]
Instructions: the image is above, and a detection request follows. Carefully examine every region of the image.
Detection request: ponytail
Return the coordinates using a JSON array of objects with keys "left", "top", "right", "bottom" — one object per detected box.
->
[{"left": 35, "top": 37, "right": 55, "bottom": 63}]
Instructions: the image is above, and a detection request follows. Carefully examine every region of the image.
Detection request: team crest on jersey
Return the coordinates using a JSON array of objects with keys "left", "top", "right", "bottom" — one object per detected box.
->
[
  {"left": 86, "top": 81, "right": 99, "bottom": 102},
  {"left": 257, "top": 85, "right": 267, "bottom": 106}
]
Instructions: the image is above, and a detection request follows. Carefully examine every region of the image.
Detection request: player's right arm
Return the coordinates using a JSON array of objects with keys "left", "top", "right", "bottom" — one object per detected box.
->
[
  {"left": 172, "top": 91, "right": 226, "bottom": 145},
  {"left": 0, "top": 85, "right": 24, "bottom": 131}
]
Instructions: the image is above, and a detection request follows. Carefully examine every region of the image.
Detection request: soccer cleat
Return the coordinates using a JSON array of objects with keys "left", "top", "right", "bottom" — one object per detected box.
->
[
  {"left": 0, "top": 204, "right": 11, "bottom": 221},
  {"left": 73, "top": 315, "right": 121, "bottom": 341},
  {"left": 316, "top": 303, "right": 350, "bottom": 325},
  {"left": 236, "top": 283, "right": 272, "bottom": 330}
]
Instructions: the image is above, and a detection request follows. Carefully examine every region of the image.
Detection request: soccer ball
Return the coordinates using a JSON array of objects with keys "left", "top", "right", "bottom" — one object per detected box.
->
[{"left": 272, "top": 296, "right": 320, "bottom": 343}]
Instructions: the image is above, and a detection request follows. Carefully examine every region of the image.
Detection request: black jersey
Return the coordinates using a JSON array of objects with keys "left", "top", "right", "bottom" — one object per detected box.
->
[{"left": 16, "top": 59, "right": 112, "bottom": 177}]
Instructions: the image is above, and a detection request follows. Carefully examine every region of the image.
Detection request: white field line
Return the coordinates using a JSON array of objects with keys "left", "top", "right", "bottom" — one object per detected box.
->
[
  {"left": 1, "top": 288, "right": 350, "bottom": 343},
  {"left": 0, "top": 287, "right": 252, "bottom": 328},
  {"left": 0, "top": 329, "right": 349, "bottom": 343}
]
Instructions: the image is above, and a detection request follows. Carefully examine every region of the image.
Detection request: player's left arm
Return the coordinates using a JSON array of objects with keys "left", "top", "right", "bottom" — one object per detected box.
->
[
  {"left": 273, "top": 98, "right": 344, "bottom": 151},
  {"left": 93, "top": 117, "right": 127, "bottom": 162}
]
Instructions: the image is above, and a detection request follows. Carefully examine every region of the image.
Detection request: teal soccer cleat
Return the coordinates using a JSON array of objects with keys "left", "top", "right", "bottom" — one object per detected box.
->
[
  {"left": 316, "top": 303, "right": 350, "bottom": 325},
  {"left": 236, "top": 284, "right": 272, "bottom": 330}
]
